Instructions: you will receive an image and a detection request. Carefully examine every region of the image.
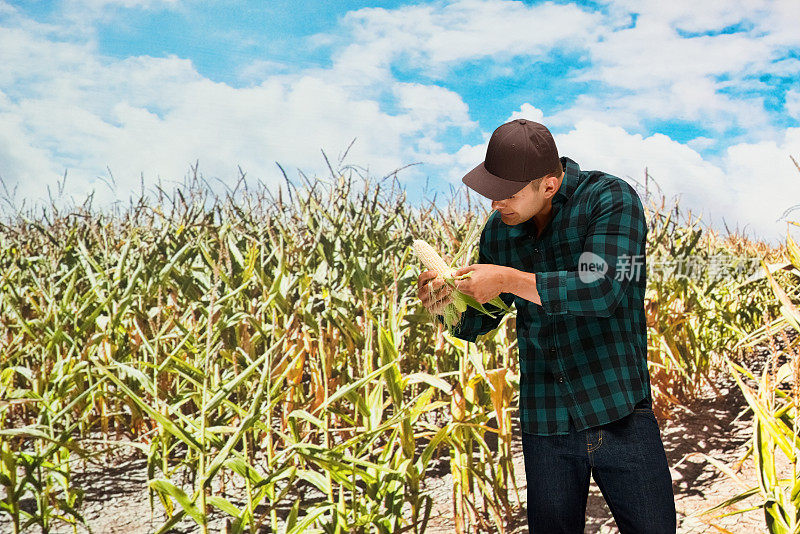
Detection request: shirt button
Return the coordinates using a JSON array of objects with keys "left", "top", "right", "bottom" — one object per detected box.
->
[
  {"left": 557, "top": 377, "right": 565, "bottom": 383},
  {"left": 549, "top": 347, "right": 556, "bottom": 354}
]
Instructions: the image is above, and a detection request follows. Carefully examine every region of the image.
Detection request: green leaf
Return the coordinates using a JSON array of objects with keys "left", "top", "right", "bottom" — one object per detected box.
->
[
  {"left": 149, "top": 480, "right": 205, "bottom": 525},
  {"left": 286, "top": 503, "right": 332, "bottom": 534},
  {"left": 452, "top": 292, "right": 468, "bottom": 313},
  {"left": 286, "top": 499, "right": 301, "bottom": 531},
  {"left": 405, "top": 372, "right": 452, "bottom": 394},
  {"left": 223, "top": 457, "right": 264, "bottom": 485},
  {"left": 207, "top": 495, "right": 241, "bottom": 518}
]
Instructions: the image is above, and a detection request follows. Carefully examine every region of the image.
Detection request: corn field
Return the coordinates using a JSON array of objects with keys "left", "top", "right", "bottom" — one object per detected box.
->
[{"left": 0, "top": 157, "right": 798, "bottom": 533}]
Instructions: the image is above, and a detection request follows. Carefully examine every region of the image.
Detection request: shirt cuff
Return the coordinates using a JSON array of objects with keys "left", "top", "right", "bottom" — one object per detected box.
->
[{"left": 537, "top": 270, "right": 568, "bottom": 315}]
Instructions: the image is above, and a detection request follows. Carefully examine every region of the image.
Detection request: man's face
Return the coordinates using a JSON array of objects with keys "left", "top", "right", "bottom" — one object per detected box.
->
[{"left": 491, "top": 173, "right": 562, "bottom": 225}]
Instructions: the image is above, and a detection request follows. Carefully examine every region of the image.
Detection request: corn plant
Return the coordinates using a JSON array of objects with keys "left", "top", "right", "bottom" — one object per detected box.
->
[
  {"left": 642, "top": 193, "right": 773, "bottom": 420},
  {"left": 0, "top": 151, "right": 785, "bottom": 534},
  {"left": 692, "top": 217, "right": 800, "bottom": 532}
]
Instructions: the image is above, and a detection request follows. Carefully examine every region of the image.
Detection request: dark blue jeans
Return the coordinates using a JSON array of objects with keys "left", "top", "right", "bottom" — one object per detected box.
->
[{"left": 521, "top": 397, "right": 676, "bottom": 533}]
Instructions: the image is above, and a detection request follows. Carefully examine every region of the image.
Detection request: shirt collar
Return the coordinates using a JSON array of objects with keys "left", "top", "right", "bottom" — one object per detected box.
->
[{"left": 553, "top": 156, "right": 579, "bottom": 207}]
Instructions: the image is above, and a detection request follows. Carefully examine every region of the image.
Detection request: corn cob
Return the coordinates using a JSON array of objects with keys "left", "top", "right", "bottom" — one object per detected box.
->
[
  {"left": 412, "top": 240, "right": 466, "bottom": 327},
  {"left": 412, "top": 239, "right": 514, "bottom": 332},
  {"left": 413, "top": 240, "right": 453, "bottom": 278}
]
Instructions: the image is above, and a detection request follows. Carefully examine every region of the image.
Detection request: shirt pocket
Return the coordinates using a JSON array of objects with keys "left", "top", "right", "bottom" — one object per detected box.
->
[{"left": 551, "top": 226, "right": 584, "bottom": 268}]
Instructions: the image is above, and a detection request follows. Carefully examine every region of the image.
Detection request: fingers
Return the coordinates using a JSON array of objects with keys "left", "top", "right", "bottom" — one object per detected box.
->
[
  {"left": 418, "top": 270, "right": 446, "bottom": 293},
  {"left": 417, "top": 271, "right": 437, "bottom": 305},
  {"left": 453, "top": 264, "right": 476, "bottom": 277},
  {"left": 426, "top": 281, "right": 451, "bottom": 309},
  {"left": 418, "top": 270, "right": 438, "bottom": 283},
  {"left": 417, "top": 271, "right": 453, "bottom": 314}
]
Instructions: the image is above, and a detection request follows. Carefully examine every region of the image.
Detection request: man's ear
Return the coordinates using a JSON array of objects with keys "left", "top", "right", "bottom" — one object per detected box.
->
[{"left": 543, "top": 175, "right": 559, "bottom": 197}]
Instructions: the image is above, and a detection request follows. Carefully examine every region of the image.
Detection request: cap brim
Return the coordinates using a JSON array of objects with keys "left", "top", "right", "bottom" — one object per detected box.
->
[{"left": 462, "top": 162, "right": 530, "bottom": 201}]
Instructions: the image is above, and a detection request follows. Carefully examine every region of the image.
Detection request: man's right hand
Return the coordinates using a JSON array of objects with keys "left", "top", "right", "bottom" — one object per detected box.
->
[{"left": 417, "top": 270, "right": 454, "bottom": 315}]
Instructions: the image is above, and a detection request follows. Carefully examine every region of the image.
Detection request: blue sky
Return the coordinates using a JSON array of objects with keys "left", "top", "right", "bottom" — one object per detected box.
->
[{"left": 1, "top": 0, "right": 799, "bottom": 244}]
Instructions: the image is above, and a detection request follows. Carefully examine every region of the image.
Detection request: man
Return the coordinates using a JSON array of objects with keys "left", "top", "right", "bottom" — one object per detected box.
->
[{"left": 416, "top": 119, "right": 676, "bottom": 533}]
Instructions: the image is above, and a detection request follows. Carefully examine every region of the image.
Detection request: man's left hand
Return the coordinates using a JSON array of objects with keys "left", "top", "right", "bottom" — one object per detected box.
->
[{"left": 452, "top": 264, "right": 509, "bottom": 304}]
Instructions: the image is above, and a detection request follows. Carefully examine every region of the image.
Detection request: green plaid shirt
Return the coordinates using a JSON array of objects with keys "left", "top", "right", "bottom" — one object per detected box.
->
[{"left": 440, "top": 156, "right": 651, "bottom": 435}]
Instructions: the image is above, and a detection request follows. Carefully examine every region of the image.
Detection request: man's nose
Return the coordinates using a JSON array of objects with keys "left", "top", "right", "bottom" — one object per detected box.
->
[{"left": 491, "top": 200, "right": 504, "bottom": 210}]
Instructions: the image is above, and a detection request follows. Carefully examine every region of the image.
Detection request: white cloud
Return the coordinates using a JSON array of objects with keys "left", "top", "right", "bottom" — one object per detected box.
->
[
  {"left": 547, "top": 79, "right": 771, "bottom": 136},
  {"left": 445, "top": 111, "right": 800, "bottom": 243},
  {"left": 557, "top": 0, "right": 799, "bottom": 140},
  {"left": 686, "top": 137, "right": 716, "bottom": 152},
  {"left": 584, "top": 20, "right": 769, "bottom": 91},
  {"left": 0, "top": 92, "right": 64, "bottom": 207},
  {"left": 1, "top": 0, "right": 797, "bottom": 246},
  {"left": 555, "top": 118, "right": 728, "bottom": 204},
  {"left": 237, "top": 59, "right": 295, "bottom": 82},
  {"left": 47, "top": 0, "right": 185, "bottom": 37},
  {"left": 337, "top": 0, "right": 797, "bottom": 137},
  {"left": 0, "top": 0, "right": 604, "bottom": 215},
  {"left": 392, "top": 82, "right": 478, "bottom": 160},
  {"left": 328, "top": 0, "right": 796, "bottom": 146},
  {"left": 424, "top": 139, "right": 489, "bottom": 199},
  {"left": 64, "top": 0, "right": 180, "bottom": 12},
  {"left": 332, "top": 0, "right": 602, "bottom": 80},
  {"left": 394, "top": 82, "right": 474, "bottom": 133},
  {"left": 600, "top": 0, "right": 800, "bottom": 49},
  {"left": 552, "top": 119, "right": 800, "bottom": 245},
  {"left": 507, "top": 103, "right": 545, "bottom": 124},
  {"left": 786, "top": 89, "right": 800, "bottom": 120},
  {"left": 724, "top": 129, "right": 800, "bottom": 225},
  {"left": 0, "top": 15, "right": 481, "bottom": 213},
  {"left": 770, "top": 58, "right": 800, "bottom": 77}
]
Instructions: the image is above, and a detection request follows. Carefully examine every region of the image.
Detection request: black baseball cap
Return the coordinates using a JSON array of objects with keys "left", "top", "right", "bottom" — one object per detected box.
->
[{"left": 462, "top": 119, "right": 561, "bottom": 201}]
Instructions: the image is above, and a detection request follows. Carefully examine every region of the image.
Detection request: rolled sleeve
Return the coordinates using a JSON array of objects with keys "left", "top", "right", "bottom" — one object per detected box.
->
[{"left": 535, "top": 181, "right": 647, "bottom": 318}]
